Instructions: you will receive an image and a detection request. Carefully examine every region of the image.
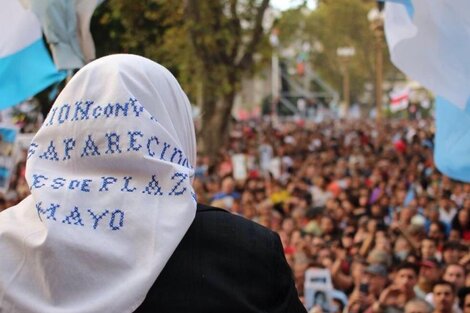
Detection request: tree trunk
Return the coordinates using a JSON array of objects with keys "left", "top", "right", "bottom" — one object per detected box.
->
[{"left": 199, "top": 91, "right": 236, "bottom": 167}]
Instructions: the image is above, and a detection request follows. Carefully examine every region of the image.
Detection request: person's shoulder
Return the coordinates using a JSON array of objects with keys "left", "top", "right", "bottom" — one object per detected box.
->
[
  {"left": 196, "top": 202, "right": 229, "bottom": 214},
  {"left": 196, "top": 203, "right": 279, "bottom": 239}
]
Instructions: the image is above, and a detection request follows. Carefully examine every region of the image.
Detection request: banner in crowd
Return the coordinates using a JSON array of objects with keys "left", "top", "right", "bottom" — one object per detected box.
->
[
  {"left": 304, "top": 268, "right": 335, "bottom": 312},
  {"left": 389, "top": 87, "right": 409, "bottom": 113},
  {"left": 384, "top": 0, "right": 470, "bottom": 182},
  {"left": 0, "top": 125, "right": 18, "bottom": 194},
  {"left": 0, "top": 0, "right": 65, "bottom": 110}
]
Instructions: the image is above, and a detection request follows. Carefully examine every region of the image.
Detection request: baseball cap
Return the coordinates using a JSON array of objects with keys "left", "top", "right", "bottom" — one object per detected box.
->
[
  {"left": 365, "top": 264, "right": 388, "bottom": 277},
  {"left": 419, "top": 258, "right": 440, "bottom": 268}
]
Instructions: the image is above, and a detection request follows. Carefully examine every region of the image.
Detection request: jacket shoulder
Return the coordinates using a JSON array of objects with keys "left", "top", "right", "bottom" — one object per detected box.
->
[{"left": 196, "top": 203, "right": 278, "bottom": 239}]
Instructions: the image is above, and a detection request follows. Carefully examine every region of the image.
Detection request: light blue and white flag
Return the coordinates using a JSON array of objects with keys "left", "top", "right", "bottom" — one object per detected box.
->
[
  {"left": 384, "top": 1, "right": 470, "bottom": 182},
  {"left": 384, "top": 1, "right": 470, "bottom": 111},
  {"left": 0, "top": 0, "right": 65, "bottom": 110},
  {"left": 434, "top": 97, "right": 470, "bottom": 182}
]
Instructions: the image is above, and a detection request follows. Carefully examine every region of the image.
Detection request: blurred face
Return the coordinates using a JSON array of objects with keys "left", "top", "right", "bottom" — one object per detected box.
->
[
  {"left": 420, "top": 266, "right": 440, "bottom": 284},
  {"left": 294, "top": 261, "right": 308, "bottom": 292},
  {"left": 290, "top": 230, "right": 302, "bottom": 247},
  {"left": 221, "top": 177, "right": 235, "bottom": 193},
  {"left": 375, "top": 236, "right": 391, "bottom": 252},
  {"left": 395, "top": 268, "right": 418, "bottom": 293},
  {"left": 351, "top": 261, "right": 364, "bottom": 284},
  {"left": 320, "top": 216, "right": 334, "bottom": 234},
  {"left": 341, "top": 234, "right": 354, "bottom": 249},
  {"left": 443, "top": 248, "right": 460, "bottom": 264},
  {"left": 448, "top": 230, "right": 461, "bottom": 241},
  {"left": 458, "top": 210, "right": 469, "bottom": 225},
  {"left": 310, "top": 237, "right": 325, "bottom": 255},
  {"left": 443, "top": 265, "right": 465, "bottom": 290},
  {"left": 421, "top": 240, "right": 436, "bottom": 259},
  {"left": 400, "top": 208, "right": 413, "bottom": 224},
  {"left": 464, "top": 294, "right": 470, "bottom": 313},
  {"left": 282, "top": 218, "right": 295, "bottom": 235},
  {"left": 429, "top": 223, "right": 444, "bottom": 241},
  {"left": 365, "top": 273, "right": 387, "bottom": 296},
  {"left": 371, "top": 205, "right": 382, "bottom": 217},
  {"left": 433, "top": 284, "right": 454, "bottom": 313}
]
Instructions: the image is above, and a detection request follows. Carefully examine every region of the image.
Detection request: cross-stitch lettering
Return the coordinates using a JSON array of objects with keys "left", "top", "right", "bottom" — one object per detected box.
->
[
  {"left": 44, "top": 98, "right": 144, "bottom": 126},
  {"left": 160, "top": 142, "right": 171, "bottom": 160},
  {"left": 28, "top": 142, "right": 38, "bottom": 159},
  {"left": 129, "top": 98, "right": 143, "bottom": 117},
  {"left": 147, "top": 136, "right": 159, "bottom": 156},
  {"left": 71, "top": 100, "right": 92, "bottom": 121},
  {"left": 115, "top": 101, "right": 129, "bottom": 117},
  {"left": 63, "top": 138, "right": 76, "bottom": 160},
  {"left": 105, "top": 133, "right": 122, "bottom": 154},
  {"left": 128, "top": 131, "right": 143, "bottom": 152},
  {"left": 39, "top": 140, "right": 59, "bottom": 161},
  {"left": 81, "top": 135, "right": 101, "bottom": 157},
  {"left": 51, "top": 177, "right": 66, "bottom": 189},
  {"left": 88, "top": 209, "right": 109, "bottom": 230},
  {"left": 32, "top": 131, "right": 193, "bottom": 169},
  {"left": 36, "top": 201, "right": 59, "bottom": 221},
  {"left": 46, "top": 107, "right": 58, "bottom": 126},
  {"left": 68, "top": 180, "right": 81, "bottom": 190},
  {"left": 31, "top": 174, "right": 47, "bottom": 190},
  {"left": 103, "top": 103, "right": 114, "bottom": 118},
  {"left": 81, "top": 179, "right": 92, "bottom": 192},
  {"left": 169, "top": 172, "right": 188, "bottom": 196},
  {"left": 121, "top": 176, "right": 136, "bottom": 192},
  {"left": 29, "top": 173, "right": 193, "bottom": 196},
  {"left": 170, "top": 147, "right": 184, "bottom": 165},
  {"left": 100, "top": 176, "right": 118, "bottom": 191},
  {"left": 58, "top": 104, "right": 71, "bottom": 124},
  {"left": 34, "top": 202, "right": 126, "bottom": 231},
  {"left": 142, "top": 175, "right": 163, "bottom": 196},
  {"left": 62, "top": 206, "right": 85, "bottom": 226},
  {"left": 92, "top": 105, "right": 102, "bottom": 118},
  {"left": 109, "top": 210, "right": 125, "bottom": 230}
]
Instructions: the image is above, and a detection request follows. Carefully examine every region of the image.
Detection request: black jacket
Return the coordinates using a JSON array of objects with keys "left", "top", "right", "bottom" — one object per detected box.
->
[{"left": 134, "top": 204, "right": 307, "bottom": 313}]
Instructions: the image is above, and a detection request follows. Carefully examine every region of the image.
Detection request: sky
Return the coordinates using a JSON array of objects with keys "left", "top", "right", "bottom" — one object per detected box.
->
[{"left": 270, "top": 0, "right": 317, "bottom": 11}]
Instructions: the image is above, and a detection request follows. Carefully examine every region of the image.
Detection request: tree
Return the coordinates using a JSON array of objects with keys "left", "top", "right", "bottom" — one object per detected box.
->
[
  {"left": 92, "top": 0, "right": 270, "bottom": 164},
  {"left": 276, "top": 0, "right": 400, "bottom": 105},
  {"left": 184, "top": 0, "right": 270, "bottom": 161}
]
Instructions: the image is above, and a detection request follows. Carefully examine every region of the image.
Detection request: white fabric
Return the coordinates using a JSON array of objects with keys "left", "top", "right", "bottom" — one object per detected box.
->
[
  {"left": 384, "top": 1, "right": 470, "bottom": 110},
  {"left": 0, "top": 0, "right": 42, "bottom": 57},
  {"left": 30, "top": 0, "right": 85, "bottom": 70},
  {"left": 0, "top": 54, "right": 197, "bottom": 313},
  {"left": 75, "top": 0, "right": 104, "bottom": 63}
]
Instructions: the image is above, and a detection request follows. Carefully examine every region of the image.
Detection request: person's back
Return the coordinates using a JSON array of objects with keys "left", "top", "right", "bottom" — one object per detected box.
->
[{"left": 135, "top": 204, "right": 306, "bottom": 313}]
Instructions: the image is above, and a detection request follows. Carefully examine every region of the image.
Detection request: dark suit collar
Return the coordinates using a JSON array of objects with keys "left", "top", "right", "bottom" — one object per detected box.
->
[{"left": 197, "top": 203, "right": 229, "bottom": 214}]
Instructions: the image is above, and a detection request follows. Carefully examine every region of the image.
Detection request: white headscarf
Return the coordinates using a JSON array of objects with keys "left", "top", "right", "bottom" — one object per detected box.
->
[{"left": 0, "top": 54, "right": 197, "bottom": 313}]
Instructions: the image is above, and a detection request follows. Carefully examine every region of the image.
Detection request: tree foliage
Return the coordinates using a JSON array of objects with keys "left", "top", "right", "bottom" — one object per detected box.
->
[{"left": 277, "top": 0, "right": 400, "bottom": 104}]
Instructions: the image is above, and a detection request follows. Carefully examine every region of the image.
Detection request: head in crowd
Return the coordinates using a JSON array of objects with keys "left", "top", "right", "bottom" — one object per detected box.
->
[
  {"left": 443, "top": 263, "right": 466, "bottom": 291},
  {"left": 432, "top": 280, "right": 455, "bottom": 313},
  {"left": 404, "top": 299, "right": 432, "bottom": 313},
  {"left": 458, "top": 287, "right": 470, "bottom": 313}
]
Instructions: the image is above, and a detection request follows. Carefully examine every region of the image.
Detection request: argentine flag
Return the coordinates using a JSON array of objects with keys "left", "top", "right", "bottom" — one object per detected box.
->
[
  {"left": 0, "top": 0, "right": 65, "bottom": 110},
  {"left": 384, "top": 1, "right": 470, "bottom": 111},
  {"left": 384, "top": 1, "right": 470, "bottom": 182}
]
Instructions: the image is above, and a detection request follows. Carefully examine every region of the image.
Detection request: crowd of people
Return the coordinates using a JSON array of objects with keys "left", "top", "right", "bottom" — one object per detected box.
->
[{"left": 1, "top": 115, "right": 470, "bottom": 313}]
